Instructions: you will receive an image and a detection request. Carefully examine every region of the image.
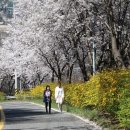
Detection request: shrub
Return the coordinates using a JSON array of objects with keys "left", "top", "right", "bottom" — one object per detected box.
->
[
  {"left": 30, "top": 83, "right": 57, "bottom": 99},
  {"left": 30, "top": 85, "right": 44, "bottom": 99},
  {"left": 16, "top": 90, "right": 31, "bottom": 100},
  {"left": 64, "top": 75, "right": 100, "bottom": 108},
  {"left": 97, "top": 69, "right": 130, "bottom": 113},
  {"left": 117, "top": 88, "right": 130, "bottom": 129},
  {"left": 98, "top": 69, "right": 120, "bottom": 113},
  {"left": 0, "top": 91, "right": 6, "bottom": 101}
]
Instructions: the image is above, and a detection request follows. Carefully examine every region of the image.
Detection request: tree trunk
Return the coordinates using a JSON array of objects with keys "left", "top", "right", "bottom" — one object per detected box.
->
[
  {"left": 58, "top": 75, "right": 62, "bottom": 82},
  {"left": 111, "top": 33, "right": 125, "bottom": 67},
  {"left": 67, "top": 65, "right": 73, "bottom": 84},
  {"left": 51, "top": 71, "right": 55, "bottom": 82},
  {"left": 79, "top": 62, "right": 88, "bottom": 81}
]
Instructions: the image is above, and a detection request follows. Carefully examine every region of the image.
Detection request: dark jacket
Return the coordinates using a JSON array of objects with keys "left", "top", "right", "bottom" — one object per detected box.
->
[{"left": 43, "top": 90, "right": 52, "bottom": 103}]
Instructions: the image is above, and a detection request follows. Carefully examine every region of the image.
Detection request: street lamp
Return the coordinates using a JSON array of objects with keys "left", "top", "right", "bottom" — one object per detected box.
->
[
  {"left": 92, "top": 40, "right": 96, "bottom": 75},
  {"left": 14, "top": 69, "right": 17, "bottom": 91},
  {"left": 13, "top": 1, "right": 17, "bottom": 93}
]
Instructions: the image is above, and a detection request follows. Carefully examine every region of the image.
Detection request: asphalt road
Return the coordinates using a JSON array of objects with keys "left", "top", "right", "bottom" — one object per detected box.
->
[{"left": 0, "top": 102, "right": 102, "bottom": 130}]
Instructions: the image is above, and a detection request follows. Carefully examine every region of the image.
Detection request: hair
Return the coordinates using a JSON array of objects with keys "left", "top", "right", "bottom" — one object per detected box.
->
[{"left": 46, "top": 85, "right": 50, "bottom": 90}]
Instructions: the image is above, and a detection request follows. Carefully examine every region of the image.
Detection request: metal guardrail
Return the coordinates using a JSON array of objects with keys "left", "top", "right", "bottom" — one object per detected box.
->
[{"left": 6, "top": 96, "right": 16, "bottom": 100}]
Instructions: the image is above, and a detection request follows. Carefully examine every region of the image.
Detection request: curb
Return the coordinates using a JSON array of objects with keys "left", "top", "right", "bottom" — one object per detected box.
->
[{"left": 66, "top": 112, "right": 102, "bottom": 130}]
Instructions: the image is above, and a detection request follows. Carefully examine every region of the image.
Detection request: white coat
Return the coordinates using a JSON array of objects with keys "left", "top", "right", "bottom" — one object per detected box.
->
[{"left": 55, "top": 86, "right": 64, "bottom": 104}]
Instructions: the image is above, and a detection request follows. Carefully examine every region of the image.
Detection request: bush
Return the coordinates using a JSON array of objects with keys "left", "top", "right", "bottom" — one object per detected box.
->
[
  {"left": 97, "top": 69, "right": 130, "bottom": 129},
  {"left": 64, "top": 69, "right": 130, "bottom": 128},
  {"left": 0, "top": 91, "right": 6, "bottom": 101},
  {"left": 64, "top": 75, "right": 100, "bottom": 108},
  {"left": 15, "top": 89, "right": 32, "bottom": 100},
  {"left": 30, "top": 85, "right": 44, "bottom": 99},
  {"left": 117, "top": 88, "right": 130, "bottom": 129},
  {"left": 98, "top": 69, "right": 130, "bottom": 113},
  {"left": 98, "top": 69, "right": 120, "bottom": 113}
]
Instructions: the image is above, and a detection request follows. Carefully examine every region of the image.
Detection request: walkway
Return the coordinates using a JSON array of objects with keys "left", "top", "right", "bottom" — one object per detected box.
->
[{"left": 0, "top": 102, "right": 102, "bottom": 130}]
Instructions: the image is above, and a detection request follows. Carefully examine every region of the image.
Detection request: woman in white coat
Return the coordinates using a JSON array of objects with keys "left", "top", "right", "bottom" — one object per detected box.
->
[{"left": 55, "top": 81, "right": 64, "bottom": 112}]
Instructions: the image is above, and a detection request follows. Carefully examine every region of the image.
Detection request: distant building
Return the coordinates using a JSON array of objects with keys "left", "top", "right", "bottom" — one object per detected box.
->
[
  {"left": 0, "top": 23, "right": 8, "bottom": 46},
  {"left": 0, "top": 0, "right": 13, "bottom": 46},
  {"left": 0, "top": 0, "right": 13, "bottom": 19},
  {"left": 5, "top": 0, "right": 13, "bottom": 18}
]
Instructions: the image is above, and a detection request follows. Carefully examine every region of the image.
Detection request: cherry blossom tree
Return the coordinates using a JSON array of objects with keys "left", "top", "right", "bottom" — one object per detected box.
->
[{"left": 0, "top": 0, "right": 129, "bottom": 90}]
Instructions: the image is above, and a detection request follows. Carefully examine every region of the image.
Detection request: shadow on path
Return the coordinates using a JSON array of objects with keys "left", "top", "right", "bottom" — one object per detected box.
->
[{"left": 3, "top": 108, "right": 58, "bottom": 124}]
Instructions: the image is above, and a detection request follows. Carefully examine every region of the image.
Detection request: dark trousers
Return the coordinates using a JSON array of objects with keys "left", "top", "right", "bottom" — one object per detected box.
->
[{"left": 45, "top": 101, "right": 51, "bottom": 114}]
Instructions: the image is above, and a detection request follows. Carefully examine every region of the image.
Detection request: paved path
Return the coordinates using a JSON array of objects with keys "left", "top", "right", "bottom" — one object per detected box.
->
[{"left": 0, "top": 102, "right": 102, "bottom": 130}]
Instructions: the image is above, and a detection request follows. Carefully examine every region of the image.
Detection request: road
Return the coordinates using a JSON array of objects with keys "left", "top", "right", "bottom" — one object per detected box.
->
[{"left": 0, "top": 102, "right": 102, "bottom": 130}]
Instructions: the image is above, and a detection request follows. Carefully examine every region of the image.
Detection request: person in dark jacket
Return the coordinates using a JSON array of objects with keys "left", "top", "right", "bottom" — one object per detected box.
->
[{"left": 43, "top": 85, "right": 52, "bottom": 114}]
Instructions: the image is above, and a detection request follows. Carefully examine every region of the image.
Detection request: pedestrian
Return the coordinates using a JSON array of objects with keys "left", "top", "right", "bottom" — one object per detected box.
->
[
  {"left": 55, "top": 81, "right": 64, "bottom": 112},
  {"left": 43, "top": 85, "right": 52, "bottom": 114}
]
